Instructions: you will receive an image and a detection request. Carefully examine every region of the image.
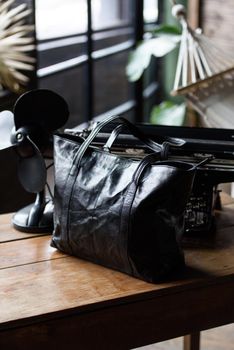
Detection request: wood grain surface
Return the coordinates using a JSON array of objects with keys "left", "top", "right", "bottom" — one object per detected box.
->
[
  {"left": 0, "top": 205, "right": 233, "bottom": 326},
  {"left": 0, "top": 213, "right": 50, "bottom": 243},
  {"left": 0, "top": 203, "right": 234, "bottom": 350},
  {"left": 0, "top": 236, "right": 65, "bottom": 270}
]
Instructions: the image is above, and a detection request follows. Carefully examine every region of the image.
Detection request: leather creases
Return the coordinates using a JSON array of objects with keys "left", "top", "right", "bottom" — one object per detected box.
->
[{"left": 51, "top": 116, "right": 196, "bottom": 283}]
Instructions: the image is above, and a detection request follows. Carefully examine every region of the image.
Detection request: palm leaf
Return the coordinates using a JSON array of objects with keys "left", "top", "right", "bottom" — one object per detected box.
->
[{"left": 0, "top": 0, "right": 35, "bottom": 93}]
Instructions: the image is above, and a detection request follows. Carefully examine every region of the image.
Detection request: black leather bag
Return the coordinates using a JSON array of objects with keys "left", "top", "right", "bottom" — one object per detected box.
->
[{"left": 51, "top": 116, "right": 196, "bottom": 283}]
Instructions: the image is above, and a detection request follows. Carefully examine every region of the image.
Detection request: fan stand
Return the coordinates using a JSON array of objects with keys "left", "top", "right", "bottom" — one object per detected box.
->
[{"left": 12, "top": 189, "right": 54, "bottom": 233}]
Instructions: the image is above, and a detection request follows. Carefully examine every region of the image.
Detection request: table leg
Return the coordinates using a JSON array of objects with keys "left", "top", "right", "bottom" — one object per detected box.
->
[{"left": 183, "top": 332, "right": 200, "bottom": 350}]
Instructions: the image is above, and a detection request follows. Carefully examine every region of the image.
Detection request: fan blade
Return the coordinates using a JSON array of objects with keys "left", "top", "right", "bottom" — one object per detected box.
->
[
  {"left": 17, "top": 136, "right": 47, "bottom": 193},
  {"left": 0, "top": 110, "right": 15, "bottom": 150},
  {"left": 14, "top": 89, "right": 69, "bottom": 132}
]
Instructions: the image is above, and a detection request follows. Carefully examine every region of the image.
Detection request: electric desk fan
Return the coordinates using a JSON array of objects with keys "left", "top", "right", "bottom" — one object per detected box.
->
[{"left": 0, "top": 89, "right": 69, "bottom": 232}]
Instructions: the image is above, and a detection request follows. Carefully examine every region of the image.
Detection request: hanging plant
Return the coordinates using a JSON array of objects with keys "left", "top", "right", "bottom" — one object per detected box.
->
[
  {"left": 126, "top": 24, "right": 181, "bottom": 82},
  {"left": 126, "top": 23, "right": 186, "bottom": 126},
  {"left": 0, "top": 0, "right": 35, "bottom": 93},
  {"left": 150, "top": 100, "right": 186, "bottom": 126}
]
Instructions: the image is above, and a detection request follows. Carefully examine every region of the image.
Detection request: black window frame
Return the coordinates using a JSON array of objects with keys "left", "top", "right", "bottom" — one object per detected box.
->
[
  {"left": 0, "top": 0, "right": 163, "bottom": 125},
  {"left": 36, "top": 0, "right": 162, "bottom": 124}
]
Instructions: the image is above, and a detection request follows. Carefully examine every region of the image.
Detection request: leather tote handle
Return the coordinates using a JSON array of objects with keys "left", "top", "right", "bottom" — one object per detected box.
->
[
  {"left": 122, "top": 155, "right": 211, "bottom": 229},
  {"left": 103, "top": 123, "right": 185, "bottom": 151},
  {"left": 120, "top": 154, "right": 196, "bottom": 256},
  {"left": 70, "top": 115, "right": 166, "bottom": 175}
]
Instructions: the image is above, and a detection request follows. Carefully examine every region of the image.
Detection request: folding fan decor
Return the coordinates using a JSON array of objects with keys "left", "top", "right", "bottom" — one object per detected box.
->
[
  {"left": 171, "top": 2, "right": 234, "bottom": 128},
  {"left": 0, "top": 0, "right": 35, "bottom": 93}
]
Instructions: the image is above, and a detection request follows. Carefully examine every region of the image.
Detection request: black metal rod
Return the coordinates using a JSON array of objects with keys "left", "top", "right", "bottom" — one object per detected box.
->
[
  {"left": 87, "top": 0, "right": 94, "bottom": 121},
  {"left": 155, "top": 0, "right": 164, "bottom": 106},
  {"left": 134, "top": 0, "right": 144, "bottom": 123}
]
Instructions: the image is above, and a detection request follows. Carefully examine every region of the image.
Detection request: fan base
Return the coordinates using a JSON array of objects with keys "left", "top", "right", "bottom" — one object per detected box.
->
[{"left": 12, "top": 200, "right": 54, "bottom": 233}]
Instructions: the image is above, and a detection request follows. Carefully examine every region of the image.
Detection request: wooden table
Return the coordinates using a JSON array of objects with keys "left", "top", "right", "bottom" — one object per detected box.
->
[{"left": 0, "top": 199, "right": 234, "bottom": 350}]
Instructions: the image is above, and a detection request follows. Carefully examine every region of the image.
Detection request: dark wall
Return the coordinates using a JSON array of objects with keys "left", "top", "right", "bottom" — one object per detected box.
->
[
  {"left": 0, "top": 148, "right": 35, "bottom": 214},
  {"left": 0, "top": 0, "right": 36, "bottom": 213}
]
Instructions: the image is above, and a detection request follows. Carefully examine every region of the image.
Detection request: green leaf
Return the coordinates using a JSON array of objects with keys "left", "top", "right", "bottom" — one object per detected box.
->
[
  {"left": 126, "top": 36, "right": 180, "bottom": 82},
  {"left": 126, "top": 41, "right": 152, "bottom": 82},
  {"left": 151, "top": 24, "right": 182, "bottom": 36},
  {"left": 150, "top": 101, "right": 186, "bottom": 126}
]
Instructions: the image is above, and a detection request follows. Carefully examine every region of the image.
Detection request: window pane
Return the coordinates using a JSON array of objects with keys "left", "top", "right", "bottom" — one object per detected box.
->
[
  {"left": 144, "top": 0, "right": 158, "bottom": 23},
  {"left": 38, "top": 67, "right": 87, "bottom": 128},
  {"left": 37, "top": 38, "right": 87, "bottom": 69},
  {"left": 119, "top": 109, "right": 135, "bottom": 122},
  {"left": 36, "top": 0, "right": 87, "bottom": 40},
  {"left": 93, "top": 28, "right": 134, "bottom": 51},
  {"left": 92, "top": 0, "right": 132, "bottom": 30},
  {"left": 144, "top": 57, "right": 158, "bottom": 88},
  {"left": 144, "top": 94, "right": 160, "bottom": 122},
  {"left": 94, "top": 51, "right": 134, "bottom": 116}
]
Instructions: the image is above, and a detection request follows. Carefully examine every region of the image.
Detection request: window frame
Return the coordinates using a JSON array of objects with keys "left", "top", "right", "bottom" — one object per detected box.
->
[{"left": 0, "top": 0, "right": 163, "bottom": 124}]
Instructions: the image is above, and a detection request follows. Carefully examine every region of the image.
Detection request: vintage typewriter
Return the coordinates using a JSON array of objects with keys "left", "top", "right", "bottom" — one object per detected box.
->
[{"left": 67, "top": 123, "right": 234, "bottom": 236}]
